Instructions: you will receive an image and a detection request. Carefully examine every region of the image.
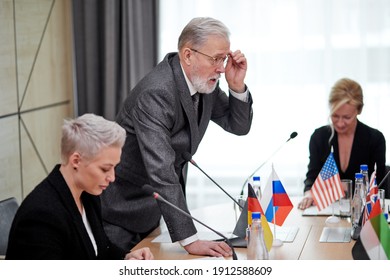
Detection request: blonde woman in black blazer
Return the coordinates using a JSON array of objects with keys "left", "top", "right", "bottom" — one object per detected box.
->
[{"left": 298, "top": 78, "right": 386, "bottom": 210}]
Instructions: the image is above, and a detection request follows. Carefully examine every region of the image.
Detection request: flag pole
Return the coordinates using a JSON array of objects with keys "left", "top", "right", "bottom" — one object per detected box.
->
[
  {"left": 325, "top": 193, "right": 340, "bottom": 224},
  {"left": 272, "top": 205, "right": 283, "bottom": 247},
  {"left": 326, "top": 202, "right": 340, "bottom": 224},
  {"left": 325, "top": 147, "right": 340, "bottom": 224},
  {"left": 271, "top": 164, "right": 283, "bottom": 247}
]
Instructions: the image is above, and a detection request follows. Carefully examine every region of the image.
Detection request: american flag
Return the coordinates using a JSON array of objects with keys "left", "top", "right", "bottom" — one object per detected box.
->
[{"left": 311, "top": 152, "right": 345, "bottom": 211}]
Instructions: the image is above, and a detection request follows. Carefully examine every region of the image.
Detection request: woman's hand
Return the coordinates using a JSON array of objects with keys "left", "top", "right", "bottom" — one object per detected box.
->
[
  {"left": 298, "top": 193, "right": 314, "bottom": 210},
  {"left": 124, "top": 247, "right": 154, "bottom": 260}
]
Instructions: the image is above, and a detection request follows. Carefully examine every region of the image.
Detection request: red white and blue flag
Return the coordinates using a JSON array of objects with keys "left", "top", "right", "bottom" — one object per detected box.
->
[
  {"left": 310, "top": 152, "right": 344, "bottom": 211},
  {"left": 260, "top": 165, "right": 293, "bottom": 226},
  {"left": 362, "top": 167, "right": 378, "bottom": 225}
]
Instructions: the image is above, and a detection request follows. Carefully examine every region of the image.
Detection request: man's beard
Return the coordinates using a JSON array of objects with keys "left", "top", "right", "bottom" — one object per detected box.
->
[{"left": 191, "top": 71, "right": 220, "bottom": 93}]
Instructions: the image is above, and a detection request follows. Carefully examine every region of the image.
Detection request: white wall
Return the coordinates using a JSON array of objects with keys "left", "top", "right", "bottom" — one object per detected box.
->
[{"left": 158, "top": 0, "right": 390, "bottom": 210}]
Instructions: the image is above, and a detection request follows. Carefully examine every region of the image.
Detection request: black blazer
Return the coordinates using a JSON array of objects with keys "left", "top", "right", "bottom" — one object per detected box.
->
[
  {"left": 6, "top": 165, "right": 126, "bottom": 260},
  {"left": 304, "top": 120, "right": 386, "bottom": 195},
  {"left": 101, "top": 52, "right": 253, "bottom": 243}
]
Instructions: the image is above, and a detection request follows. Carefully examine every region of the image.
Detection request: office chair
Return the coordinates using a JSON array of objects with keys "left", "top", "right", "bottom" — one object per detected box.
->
[{"left": 0, "top": 197, "right": 19, "bottom": 258}]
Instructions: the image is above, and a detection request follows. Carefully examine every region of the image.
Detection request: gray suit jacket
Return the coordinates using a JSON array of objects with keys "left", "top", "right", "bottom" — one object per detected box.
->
[{"left": 101, "top": 52, "right": 253, "bottom": 242}]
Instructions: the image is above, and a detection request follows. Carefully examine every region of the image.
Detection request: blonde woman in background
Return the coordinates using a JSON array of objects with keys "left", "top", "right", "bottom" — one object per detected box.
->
[{"left": 298, "top": 78, "right": 386, "bottom": 210}]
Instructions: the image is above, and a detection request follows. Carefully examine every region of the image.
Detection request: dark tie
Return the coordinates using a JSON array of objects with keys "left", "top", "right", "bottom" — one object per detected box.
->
[{"left": 192, "top": 92, "right": 200, "bottom": 122}]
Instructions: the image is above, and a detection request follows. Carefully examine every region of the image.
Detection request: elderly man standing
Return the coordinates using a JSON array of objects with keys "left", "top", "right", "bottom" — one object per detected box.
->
[{"left": 101, "top": 17, "right": 253, "bottom": 258}]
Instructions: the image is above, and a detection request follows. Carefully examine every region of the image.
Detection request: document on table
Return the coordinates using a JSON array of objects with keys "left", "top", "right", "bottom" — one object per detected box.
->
[
  {"left": 274, "top": 226, "right": 299, "bottom": 242},
  {"left": 152, "top": 227, "right": 299, "bottom": 243},
  {"left": 302, "top": 202, "right": 340, "bottom": 216},
  {"left": 152, "top": 231, "right": 237, "bottom": 243},
  {"left": 319, "top": 227, "right": 351, "bottom": 243}
]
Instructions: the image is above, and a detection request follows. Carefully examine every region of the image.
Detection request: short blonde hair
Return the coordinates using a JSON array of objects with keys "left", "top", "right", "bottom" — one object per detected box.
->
[{"left": 61, "top": 113, "right": 126, "bottom": 164}]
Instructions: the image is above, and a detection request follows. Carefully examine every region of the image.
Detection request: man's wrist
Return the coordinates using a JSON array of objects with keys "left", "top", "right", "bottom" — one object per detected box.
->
[{"left": 179, "top": 234, "right": 199, "bottom": 247}]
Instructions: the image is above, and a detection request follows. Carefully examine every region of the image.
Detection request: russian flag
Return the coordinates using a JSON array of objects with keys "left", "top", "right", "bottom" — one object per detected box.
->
[{"left": 260, "top": 165, "right": 293, "bottom": 226}]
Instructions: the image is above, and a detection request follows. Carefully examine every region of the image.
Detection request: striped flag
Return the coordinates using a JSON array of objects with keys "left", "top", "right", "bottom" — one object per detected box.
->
[
  {"left": 362, "top": 168, "right": 378, "bottom": 225},
  {"left": 260, "top": 165, "right": 293, "bottom": 226},
  {"left": 352, "top": 200, "right": 390, "bottom": 260},
  {"left": 369, "top": 168, "right": 378, "bottom": 205},
  {"left": 310, "top": 152, "right": 344, "bottom": 211},
  {"left": 247, "top": 184, "right": 273, "bottom": 251}
]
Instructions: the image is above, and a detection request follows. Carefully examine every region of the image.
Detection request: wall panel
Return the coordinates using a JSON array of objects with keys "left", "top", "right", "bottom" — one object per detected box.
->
[
  {"left": 0, "top": 0, "right": 18, "bottom": 117},
  {"left": 0, "top": 0, "right": 74, "bottom": 203},
  {"left": 0, "top": 117, "right": 22, "bottom": 202}
]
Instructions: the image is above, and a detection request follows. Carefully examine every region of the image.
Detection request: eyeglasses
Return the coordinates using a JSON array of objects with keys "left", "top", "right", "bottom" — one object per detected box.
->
[{"left": 190, "top": 48, "right": 228, "bottom": 66}]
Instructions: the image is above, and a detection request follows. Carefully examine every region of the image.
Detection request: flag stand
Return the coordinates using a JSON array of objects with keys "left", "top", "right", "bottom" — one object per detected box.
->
[
  {"left": 269, "top": 163, "right": 289, "bottom": 247},
  {"left": 272, "top": 199, "right": 283, "bottom": 247},
  {"left": 325, "top": 149, "right": 340, "bottom": 224},
  {"left": 325, "top": 203, "right": 340, "bottom": 224},
  {"left": 312, "top": 147, "right": 343, "bottom": 225},
  {"left": 272, "top": 216, "right": 283, "bottom": 247}
]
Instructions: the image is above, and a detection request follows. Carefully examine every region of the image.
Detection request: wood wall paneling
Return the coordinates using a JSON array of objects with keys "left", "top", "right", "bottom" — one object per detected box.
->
[
  {"left": 21, "top": 106, "right": 71, "bottom": 195},
  {"left": 0, "top": 117, "right": 22, "bottom": 203},
  {"left": 0, "top": 0, "right": 18, "bottom": 117},
  {"left": 0, "top": 0, "right": 74, "bottom": 202}
]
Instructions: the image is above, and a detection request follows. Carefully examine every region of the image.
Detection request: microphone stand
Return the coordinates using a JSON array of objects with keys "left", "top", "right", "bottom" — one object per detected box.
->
[
  {"left": 146, "top": 187, "right": 238, "bottom": 260},
  {"left": 377, "top": 168, "right": 390, "bottom": 189},
  {"left": 183, "top": 152, "right": 244, "bottom": 210},
  {"left": 188, "top": 158, "right": 243, "bottom": 210},
  {"left": 240, "top": 133, "right": 297, "bottom": 196}
]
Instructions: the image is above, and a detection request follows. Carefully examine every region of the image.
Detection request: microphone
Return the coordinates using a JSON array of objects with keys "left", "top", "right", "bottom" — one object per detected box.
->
[
  {"left": 240, "top": 131, "right": 298, "bottom": 195},
  {"left": 142, "top": 184, "right": 238, "bottom": 260},
  {"left": 377, "top": 168, "right": 390, "bottom": 189},
  {"left": 183, "top": 152, "right": 243, "bottom": 210}
]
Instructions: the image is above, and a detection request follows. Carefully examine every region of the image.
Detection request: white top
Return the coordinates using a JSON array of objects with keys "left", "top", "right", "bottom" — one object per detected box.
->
[{"left": 81, "top": 206, "right": 97, "bottom": 256}]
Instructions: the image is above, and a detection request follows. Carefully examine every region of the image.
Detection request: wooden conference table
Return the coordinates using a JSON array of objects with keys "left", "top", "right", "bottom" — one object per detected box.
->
[{"left": 132, "top": 197, "right": 375, "bottom": 260}]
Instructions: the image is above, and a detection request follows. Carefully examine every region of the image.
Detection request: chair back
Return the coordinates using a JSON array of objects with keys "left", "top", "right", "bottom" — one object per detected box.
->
[{"left": 0, "top": 197, "right": 19, "bottom": 257}]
